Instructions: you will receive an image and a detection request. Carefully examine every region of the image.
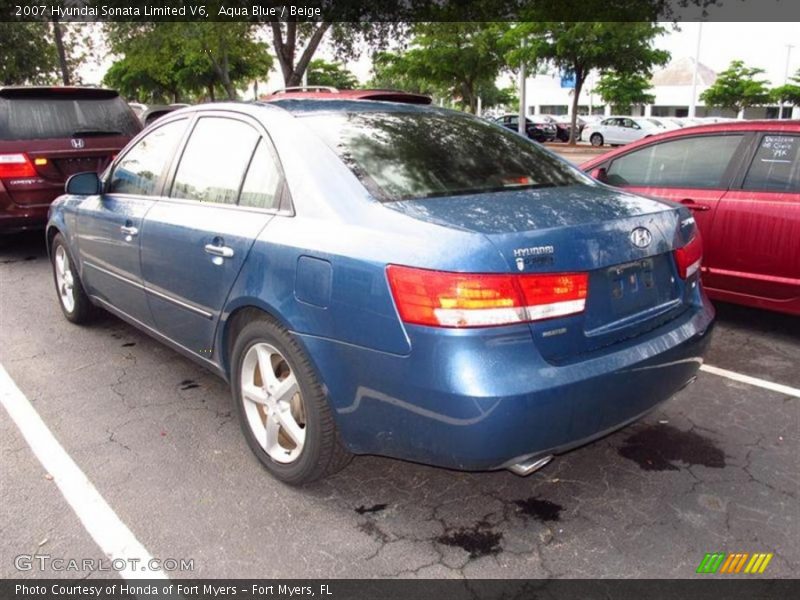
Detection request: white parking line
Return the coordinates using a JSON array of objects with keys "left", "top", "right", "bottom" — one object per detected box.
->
[
  {"left": 0, "top": 364, "right": 166, "bottom": 580},
  {"left": 700, "top": 364, "right": 800, "bottom": 399}
]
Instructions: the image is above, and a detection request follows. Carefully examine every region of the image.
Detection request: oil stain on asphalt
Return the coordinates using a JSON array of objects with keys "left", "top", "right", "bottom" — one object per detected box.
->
[
  {"left": 180, "top": 379, "right": 201, "bottom": 390},
  {"left": 436, "top": 521, "right": 503, "bottom": 559},
  {"left": 618, "top": 424, "right": 726, "bottom": 470},
  {"left": 514, "top": 497, "right": 563, "bottom": 522},
  {"left": 355, "top": 503, "right": 388, "bottom": 515}
]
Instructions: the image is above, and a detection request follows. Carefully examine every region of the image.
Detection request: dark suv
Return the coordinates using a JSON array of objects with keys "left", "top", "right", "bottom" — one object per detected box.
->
[{"left": 0, "top": 87, "right": 141, "bottom": 233}]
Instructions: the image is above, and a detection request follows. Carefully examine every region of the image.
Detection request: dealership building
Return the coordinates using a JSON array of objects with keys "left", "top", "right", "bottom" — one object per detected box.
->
[{"left": 526, "top": 57, "right": 798, "bottom": 119}]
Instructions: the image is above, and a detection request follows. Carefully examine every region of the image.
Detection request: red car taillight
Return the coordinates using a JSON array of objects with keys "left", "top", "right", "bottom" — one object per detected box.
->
[
  {"left": 673, "top": 232, "right": 703, "bottom": 279},
  {"left": 0, "top": 153, "right": 37, "bottom": 179},
  {"left": 386, "top": 265, "right": 588, "bottom": 328}
]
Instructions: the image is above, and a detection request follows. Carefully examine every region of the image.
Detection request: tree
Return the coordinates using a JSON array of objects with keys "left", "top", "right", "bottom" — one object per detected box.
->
[
  {"left": 700, "top": 60, "right": 771, "bottom": 117},
  {"left": 772, "top": 68, "right": 800, "bottom": 108},
  {"left": 367, "top": 23, "right": 511, "bottom": 113},
  {"left": 104, "top": 23, "right": 272, "bottom": 102},
  {"left": 593, "top": 71, "right": 655, "bottom": 113},
  {"left": 306, "top": 59, "right": 358, "bottom": 89},
  {"left": 507, "top": 22, "right": 669, "bottom": 144},
  {"left": 0, "top": 22, "right": 58, "bottom": 85}
]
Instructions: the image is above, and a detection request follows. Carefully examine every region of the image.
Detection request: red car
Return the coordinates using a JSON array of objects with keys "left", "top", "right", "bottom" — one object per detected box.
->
[
  {"left": 0, "top": 86, "right": 141, "bottom": 234},
  {"left": 262, "top": 86, "right": 432, "bottom": 104},
  {"left": 582, "top": 121, "right": 800, "bottom": 316}
]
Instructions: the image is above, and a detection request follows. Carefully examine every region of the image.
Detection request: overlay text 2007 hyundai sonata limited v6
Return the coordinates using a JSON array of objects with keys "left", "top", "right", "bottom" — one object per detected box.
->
[{"left": 45, "top": 95, "right": 714, "bottom": 484}]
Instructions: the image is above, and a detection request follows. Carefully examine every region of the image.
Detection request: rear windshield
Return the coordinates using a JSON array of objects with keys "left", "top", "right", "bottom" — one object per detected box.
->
[
  {"left": 0, "top": 96, "right": 141, "bottom": 140},
  {"left": 306, "top": 111, "right": 585, "bottom": 201}
]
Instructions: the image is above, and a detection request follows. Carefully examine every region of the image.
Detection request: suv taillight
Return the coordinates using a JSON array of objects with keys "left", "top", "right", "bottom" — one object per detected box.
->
[
  {"left": 673, "top": 232, "right": 703, "bottom": 279},
  {"left": 0, "top": 153, "right": 36, "bottom": 179},
  {"left": 386, "top": 265, "right": 588, "bottom": 328}
]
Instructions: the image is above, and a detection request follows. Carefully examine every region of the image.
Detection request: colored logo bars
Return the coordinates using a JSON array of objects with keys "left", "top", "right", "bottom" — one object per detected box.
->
[{"left": 696, "top": 552, "right": 774, "bottom": 574}]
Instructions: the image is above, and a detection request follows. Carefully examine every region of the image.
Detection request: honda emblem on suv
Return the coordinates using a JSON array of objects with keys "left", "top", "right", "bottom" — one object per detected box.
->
[
  {"left": 71, "top": 138, "right": 85, "bottom": 149},
  {"left": 630, "top": 227, "right": 652, "bottom": 248}
]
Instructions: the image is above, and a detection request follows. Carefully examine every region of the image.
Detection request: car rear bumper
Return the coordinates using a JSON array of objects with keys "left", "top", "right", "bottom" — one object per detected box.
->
[
  {"left": 0, "top": 192, "right": 50, "bottom": 233},
  {"left": 298, "top": 297, "right": 715, "bottom": 471}
]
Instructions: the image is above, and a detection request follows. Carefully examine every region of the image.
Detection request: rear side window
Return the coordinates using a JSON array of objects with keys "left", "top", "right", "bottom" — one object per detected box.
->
[
  {"left": 742, "top": 135, "right": 800, "bottom": 193},
  {"left": 307, "top": 111, "right": 584, "bottom": 202},
  {"left": 107, "top": 119, "right": 187, "bottom": 196},
  {"left": 0, "top": 96, "right": 141, "bottom": 140},
  {"left": 606, "top": 135, "right": 744, "bottom": 188},
  {"left": 239, "top": 139, "right": 282, "bottom": 210},
  {"left": 171, "top": 117, "right": 259, "bottom": 205}
]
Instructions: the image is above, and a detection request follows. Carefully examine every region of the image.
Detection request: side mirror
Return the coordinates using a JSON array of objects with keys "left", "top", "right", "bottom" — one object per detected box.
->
[
  {"left": 65, "top": 172, "right": 101, "bottom": 195},
  {"left": 590, "top": 167, "right": 608, "bottom": 183}
]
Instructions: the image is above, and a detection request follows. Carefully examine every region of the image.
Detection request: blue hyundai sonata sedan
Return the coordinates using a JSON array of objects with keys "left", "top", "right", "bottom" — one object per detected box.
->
[{"left": 46, "top": 96, "right": 714, "bottom": 484}]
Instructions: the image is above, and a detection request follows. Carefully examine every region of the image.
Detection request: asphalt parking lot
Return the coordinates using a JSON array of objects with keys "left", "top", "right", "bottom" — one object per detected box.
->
[{"left": 1, "top": 212, "right": 798, "bottom": 579}]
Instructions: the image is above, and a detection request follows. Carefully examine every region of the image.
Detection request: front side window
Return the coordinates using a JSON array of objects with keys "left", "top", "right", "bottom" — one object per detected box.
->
[
  {"left": 171, "top": 117, "right": 259, "bottom": 204},
  {"left": 606, "top": 134, "right": 744, "bottom": 188},
  {"left": 107, "top": 119, "right": 187, "bottom": 196},
  {"left": 742, "top": 134, "right": 800, "bottom": 193},
  {"left": 307, "top": 111, "right": 585, "bottom": 202}
]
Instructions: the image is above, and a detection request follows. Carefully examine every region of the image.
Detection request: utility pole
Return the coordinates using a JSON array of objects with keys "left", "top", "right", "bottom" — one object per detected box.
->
[
  {"left": 783, "top": 44, "right": 795, "bottom": 119},
  {"left": 518, "top": 38, "right": 527, "bottom": 135},
  {"left": 688, "top": 22, "right": 703, "bottom": 119}
]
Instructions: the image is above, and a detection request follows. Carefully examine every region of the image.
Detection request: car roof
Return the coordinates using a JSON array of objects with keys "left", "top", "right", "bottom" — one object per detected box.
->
[
  {"left": 581, "top": 119, "right": 800, "bottom": 169},
  {"left": 263, "top": 87, "right": 432, "bottom": 105},
  {"left": 0, "top": 86, "right": 120, "bottom": 99}
]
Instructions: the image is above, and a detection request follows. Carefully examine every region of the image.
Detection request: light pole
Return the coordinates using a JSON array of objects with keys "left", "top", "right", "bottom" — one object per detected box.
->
[
  {"left": 689, "top": 22, "right": 703, "bottom": 119},
  {"left": 783, "top": 44, "right": 795, "bottom": 119},
  {"left": 518, "top": 39, "right": 527, "bottom": 136}
]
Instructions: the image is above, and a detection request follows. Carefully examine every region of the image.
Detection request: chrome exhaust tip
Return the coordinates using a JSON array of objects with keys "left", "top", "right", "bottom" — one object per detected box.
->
[{"left": 507, "top": 454, "right": 553, "bottom": 477}]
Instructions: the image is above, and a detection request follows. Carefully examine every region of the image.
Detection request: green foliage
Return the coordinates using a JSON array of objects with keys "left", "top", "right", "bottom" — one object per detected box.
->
[
  {"left": 506, "top": 21, "right": 669, "bottom": 142},
  {"left": 593, "top": 71, "right": 655, "bottom": 113},
  {"left": 103, "top": 22, "right": 272, "bottom": 103},
  {"left": 0, "top": 22, "right": 59, "bottom": 85},
  {"left": 306, "top": 60, "right": 359, "bottom": 90},
  {"left": 367, "top": 23, "right": 511, "bottom": 113},
  {"left": 700, "top": 60, "right": 771, "bottom": 113},
  {"left": 772, "top": 69, "right": 800, "bottom": 107}
]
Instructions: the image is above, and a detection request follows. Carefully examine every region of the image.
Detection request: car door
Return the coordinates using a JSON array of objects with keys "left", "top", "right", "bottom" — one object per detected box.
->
[
  {"left": 602, "top": 118, "right": 622, "bottom": 144},
  {"left": 138, "top": 113, "right": 283, "bottom": 356},
  {"left": 710, "top": 132, "right": 800, "bottom": 307},
  {"left": 76, "top": 118, "right": 189, "bottom": 324},
  {"left": 620, "top": 118, "right": 641, "bottom": 144},
  {"left": 602, "top": 133, "right": 750, "bottom": 287}
]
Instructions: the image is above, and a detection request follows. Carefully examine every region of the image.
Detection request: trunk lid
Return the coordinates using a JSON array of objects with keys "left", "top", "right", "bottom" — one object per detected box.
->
[{"left": 389, "top": 184, "right": 692, "bottom": 362}]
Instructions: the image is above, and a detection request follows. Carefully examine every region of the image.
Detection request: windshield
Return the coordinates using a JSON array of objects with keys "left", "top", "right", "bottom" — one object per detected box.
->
[
  {"left": 307, "top": 111, "right": 585, "bottom": 202},
  {"left": 0, "top": 95, "right": 141, "bottom": 140}
]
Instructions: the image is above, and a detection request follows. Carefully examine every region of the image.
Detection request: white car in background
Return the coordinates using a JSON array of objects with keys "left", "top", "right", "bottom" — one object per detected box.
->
[
  {"left": 582, "top": 116, "right": 662, "bottom": 146},
  {"left": 644, "top": 117, "right": 682, "bottom": 131}
]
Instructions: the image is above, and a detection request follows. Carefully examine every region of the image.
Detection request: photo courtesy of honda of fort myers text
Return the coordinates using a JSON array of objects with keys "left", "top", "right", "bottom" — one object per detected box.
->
[{"left": 1, "top": 0, "right": 799, "bottom": 599}]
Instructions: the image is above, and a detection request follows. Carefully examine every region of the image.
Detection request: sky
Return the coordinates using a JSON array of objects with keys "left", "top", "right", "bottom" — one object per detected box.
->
[{"left": 78, "top": 22, "right": 800, "bottom": 94}]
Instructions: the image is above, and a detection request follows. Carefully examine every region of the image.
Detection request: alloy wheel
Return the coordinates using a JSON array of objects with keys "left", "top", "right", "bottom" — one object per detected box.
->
[{"left": 240, "top": 342, "right": 306, "bottom": 464}]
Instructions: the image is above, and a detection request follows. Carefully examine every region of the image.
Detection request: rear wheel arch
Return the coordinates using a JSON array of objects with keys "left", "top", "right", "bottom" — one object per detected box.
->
[{"left": 220, "top": 304, "right": 298, "bottom": 380}]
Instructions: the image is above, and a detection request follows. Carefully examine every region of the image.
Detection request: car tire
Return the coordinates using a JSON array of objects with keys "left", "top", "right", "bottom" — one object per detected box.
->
[
  {"left": 50, "top": 233, "right": 96, "bottom": 324},
  {"left": 231, "top": 315, "right": 352, "bottom": 485},
  {"left": 590, "top": 133, "right": 604, "bottom": 147}
]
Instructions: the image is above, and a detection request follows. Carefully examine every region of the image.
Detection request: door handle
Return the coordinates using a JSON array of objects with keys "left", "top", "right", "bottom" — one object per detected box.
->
[
  {"left": 204, "top": 244, "right": 234, "bottom": 258},
  {"left": 679, "top": 199, "right": 710, "bottom": 212},
  {"left": 120, "top": 225, "right": 138, "bottom": 237}
]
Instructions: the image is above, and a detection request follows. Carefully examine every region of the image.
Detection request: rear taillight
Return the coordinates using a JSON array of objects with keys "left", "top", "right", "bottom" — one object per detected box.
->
[
  {"left": 0, "top": 153, "right": 36, "bottom": 179},
  {"left": 674, "top": 232, "right": 703, "bottom": 279},
  {"left": 386, "top": 265, "right": 588, "bottom": 328}
]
